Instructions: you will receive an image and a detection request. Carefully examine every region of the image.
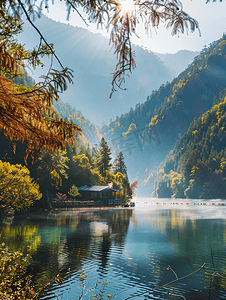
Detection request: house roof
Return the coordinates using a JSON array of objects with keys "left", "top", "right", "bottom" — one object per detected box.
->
[{"left": 77, "top": 186, "right": 118, "bottom": 192}]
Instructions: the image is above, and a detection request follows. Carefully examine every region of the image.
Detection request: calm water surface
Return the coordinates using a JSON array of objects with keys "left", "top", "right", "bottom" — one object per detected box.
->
[{"left": 1, "top": 198, "right": 226, "bottom": 300}]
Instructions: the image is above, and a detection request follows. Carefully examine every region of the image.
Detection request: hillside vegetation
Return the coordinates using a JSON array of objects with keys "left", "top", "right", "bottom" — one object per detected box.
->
[
  {"left": 155, "top": 89, "right": 226, "bottom": 199},
  {"left": 0, "top": 71, "right": 133, "bottom": 209},
  {"left": 54, "top": 100, "right": 100, "bottom": 145}
]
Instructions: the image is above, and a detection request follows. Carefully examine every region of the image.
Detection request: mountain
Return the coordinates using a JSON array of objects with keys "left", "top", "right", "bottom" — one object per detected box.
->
[
  {"left": 101, "top": 34, "right": 226, "bottom": 196},
  {"left": 155, "top": 50, "right": 200, "bottom": 77},
  {"left": 18, "top": 15, "right": 175, "bottom": 126},
  {"left": 155, "top": 88, "right": 226, "bottom": 199},
  {"left": 54, "top": 100, "right": 100, "bottom": 145}
]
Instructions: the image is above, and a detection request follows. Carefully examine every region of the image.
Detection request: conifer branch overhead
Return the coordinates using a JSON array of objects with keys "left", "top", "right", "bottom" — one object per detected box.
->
[
  {"left": 0, "top": 76, "right": 82, "bottom": 163},
  {"left": 0, "top": 0, "right": 200, "bottom": 158},
  {"left": 1, "top": 0, "right": 199, "bottom": 97},
  {"left": 67, "top": 0, "right": 199, "bottom": 96},
  {"left": 17, "top": 0, "right": 64, "bottom": 69},
  {"left": 66, "top": 0, "right": 90, "bottom": 26},
  {"left": 0, "top": 4, "right": 81, "bottom": 160}
]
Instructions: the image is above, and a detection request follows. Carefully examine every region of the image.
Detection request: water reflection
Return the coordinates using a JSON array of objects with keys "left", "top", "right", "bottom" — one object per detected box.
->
[
  {"left": 0, "top": 204, "right": 226, "bottom": 299},
  {"left": 131, "top": 205, "right": 226, "bottom": 299},
  {"left": 0, "top": 223, "right": 41, "bottom": 254},
  {"left": 9, "top": 209, "right": 133, "bottom": 295}
]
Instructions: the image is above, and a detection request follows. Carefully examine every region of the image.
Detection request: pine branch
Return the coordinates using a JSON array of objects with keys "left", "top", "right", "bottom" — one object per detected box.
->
[
  {"left": 17, "top": 0, "right": 64, "bottom": 69},
  {"left": 66, "top": 0, "right": 89, "bottom": 26}
]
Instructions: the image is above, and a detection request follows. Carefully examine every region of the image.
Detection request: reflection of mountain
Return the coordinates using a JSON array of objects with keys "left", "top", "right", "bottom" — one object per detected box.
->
[
  {"left": 123, "top": 207, "right": 226, "bottom": 300},
  {"left": 142, "top": 208, "right": 226, "bottom": 277}
]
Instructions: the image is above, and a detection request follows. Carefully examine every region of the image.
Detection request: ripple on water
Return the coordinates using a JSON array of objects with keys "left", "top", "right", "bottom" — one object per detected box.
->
[{"left": 33, "top": 205, "right": 226, "bottom": 300}]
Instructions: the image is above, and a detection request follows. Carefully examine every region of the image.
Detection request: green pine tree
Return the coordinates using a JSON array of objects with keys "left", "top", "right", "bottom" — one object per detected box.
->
[{"left": 95, "top": 138, "right": 112, "bottom": 178}]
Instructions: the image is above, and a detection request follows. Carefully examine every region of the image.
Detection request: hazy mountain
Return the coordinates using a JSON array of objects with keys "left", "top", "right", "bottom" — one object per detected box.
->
[
  {"left": 18, "top": 15, "right": 174, "bottom": 126},
  {"left": 155, "top": 50, "right": 200, "bottom": 77},
  {"left": 101, "top": 35, "right": 226, "bottom": 195}
]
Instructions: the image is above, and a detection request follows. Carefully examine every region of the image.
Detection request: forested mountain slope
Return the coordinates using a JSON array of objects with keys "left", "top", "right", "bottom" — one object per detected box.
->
[
  {"left": 54, "top": 100, "right": 100, "bottom": 145},
  {"left": 101, "top": 35, "right": 226, "bottom": 195},
  {"left": 155, "top": 89, "right": 226, "bottom": 199},
  {"left": 102, "top": 35, "right": 226, "bottom": 141},
  {"left": 19, "top": 15, "right": 175, "bottom": 125}
]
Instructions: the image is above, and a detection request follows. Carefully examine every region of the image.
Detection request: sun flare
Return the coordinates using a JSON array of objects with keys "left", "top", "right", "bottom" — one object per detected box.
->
[{"left": 120, "top": 0, "right": 136, "bottom": 15}]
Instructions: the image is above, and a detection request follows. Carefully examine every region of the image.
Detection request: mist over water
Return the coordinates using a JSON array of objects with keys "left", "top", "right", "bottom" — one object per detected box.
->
[{"left": 1, "top": 200, "right": 226, "bottom": 299}]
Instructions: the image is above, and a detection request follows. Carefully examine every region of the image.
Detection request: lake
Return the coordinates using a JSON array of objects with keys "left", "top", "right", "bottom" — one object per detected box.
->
[{"left": 1, "top": 198, "right": 226, "bottom": 300}]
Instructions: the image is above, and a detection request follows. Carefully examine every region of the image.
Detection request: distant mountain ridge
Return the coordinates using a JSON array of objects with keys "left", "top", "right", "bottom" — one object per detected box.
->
[
  {"left": 18, "top": 15, "right": 184, "bottom": 126},
  {"left": 155, "top": 50, "right": 200, "bottom": 77}
]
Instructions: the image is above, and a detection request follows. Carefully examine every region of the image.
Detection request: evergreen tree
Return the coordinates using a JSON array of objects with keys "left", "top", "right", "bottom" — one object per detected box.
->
[
  {"left": 112, "top": 152, "right": 133, "bottom": 201},
  {"left": 95, "top": 138, "right": 112, "bottom": 178},
  {"left": 122, "top": 175, "right": 133, "bottom": 200},
  {"left": 113, "top": 152, "right": 127, "bottom": 176}
]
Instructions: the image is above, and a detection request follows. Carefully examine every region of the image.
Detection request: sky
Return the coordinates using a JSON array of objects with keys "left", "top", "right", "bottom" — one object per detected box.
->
[{"left": 44, "top": 0, "right": 226, "bottom": 54}]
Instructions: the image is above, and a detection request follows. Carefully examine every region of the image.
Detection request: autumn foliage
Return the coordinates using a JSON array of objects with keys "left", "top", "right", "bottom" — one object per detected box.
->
[
  {"left": 130, "top": 180, "right": 138, "bottom": 196},
  {"left": 0, "top": 160, "right": 42, "bottom": 212},
  {"left": 0, "top": 76, "right": 82, "bottom": 162}
]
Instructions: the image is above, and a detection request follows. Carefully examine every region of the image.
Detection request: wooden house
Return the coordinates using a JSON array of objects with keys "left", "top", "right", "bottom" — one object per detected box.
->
[{"left": 77, "top": 186, "right": 122, "bottom": 206}]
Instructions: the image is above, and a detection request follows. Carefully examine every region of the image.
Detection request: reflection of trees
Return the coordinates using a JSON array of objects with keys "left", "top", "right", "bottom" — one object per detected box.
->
[
  {"left": 100, "top": 233, "right": 111, "bottom": 270},
  {"left": 66, "top": 217, "right": 92, "bottom": 269},
  {"left": 29, "top": 242, "right": 59, "bottom": 288},
  {"left": 0, "top": 223, "right": 41, "bottom": 254},
  {"left": 55, "top": 212, "right": 80, "bottom": 231},
  {"left": 27, "top": 213, "right": 91, "bottom": 288},
  {"left": 0, "top": 209, "right": 133, "bottom": 297},
  {"left": 65, "top": 209, "right": 133, "bottom": 274},
  {"left": 95, "top": 209, "right": 133, "bottom": 274},
  {"left": 27, "top": 209, "right": 132, "bottom": 286},
  {"left": 107, "top": 209, "right": 133, "bottom": 245}
]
